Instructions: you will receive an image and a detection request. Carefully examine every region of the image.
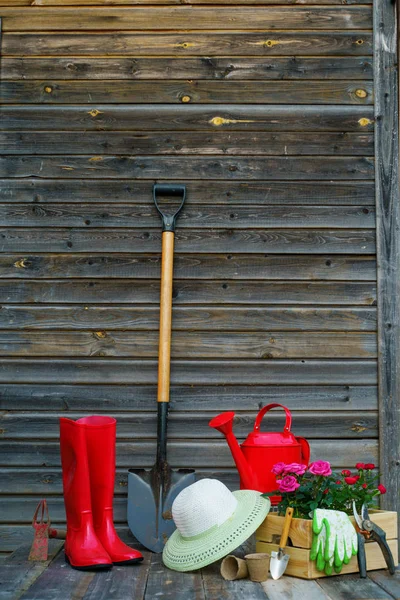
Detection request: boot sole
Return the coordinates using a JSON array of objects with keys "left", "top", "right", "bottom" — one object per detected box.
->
[
  {"left": 113, "top": 558, "right": 144, "bottom": 566},
  {"left": 65, "top": 554, "right": 112, "bottom": 571}
]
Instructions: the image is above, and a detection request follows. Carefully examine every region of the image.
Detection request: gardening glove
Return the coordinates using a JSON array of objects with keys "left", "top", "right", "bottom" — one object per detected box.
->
[
  {"left": 311, "top": 509, "right": 358, "bottom": 575},
  {"left": 310, "top": 514, "right": 329, "bottom": 573}
]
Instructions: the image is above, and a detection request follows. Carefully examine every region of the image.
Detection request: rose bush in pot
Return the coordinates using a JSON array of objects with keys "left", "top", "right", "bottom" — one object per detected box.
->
[{"left": 264, "top": 461, "right": 386, "bottom": 518}]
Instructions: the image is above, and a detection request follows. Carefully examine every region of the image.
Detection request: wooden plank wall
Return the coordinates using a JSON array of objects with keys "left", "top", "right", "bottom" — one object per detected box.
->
[
  {"left": 0, "top": 0, "right": 377, "bottom": 552},
  {"left": 374, "top": 0, "right": 400, "bottom": 529}
]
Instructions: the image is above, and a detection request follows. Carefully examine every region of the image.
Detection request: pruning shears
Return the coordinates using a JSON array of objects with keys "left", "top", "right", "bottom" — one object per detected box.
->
[{"left": 352, "top": 501, "right": 396, "bottom": 578}]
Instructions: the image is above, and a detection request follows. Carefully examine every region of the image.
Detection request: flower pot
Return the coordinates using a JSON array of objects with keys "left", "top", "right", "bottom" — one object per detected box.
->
[
  {"left": 220, "top": 555, "right": 248, "bottom": 581},
  {"left": 256, "top": 510, "right": 398, "bottom": 579},
  {"left": 245, "top": 553, "right": 270, "bottom": 582}
]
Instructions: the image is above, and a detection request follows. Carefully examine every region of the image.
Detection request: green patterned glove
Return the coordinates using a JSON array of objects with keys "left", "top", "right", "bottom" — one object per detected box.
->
[
  {"left": 311, "top": 509, "right": 358, "bottom": 575},
  {"left": 310, "top": 513, "right": 329, "bottom": 573}
]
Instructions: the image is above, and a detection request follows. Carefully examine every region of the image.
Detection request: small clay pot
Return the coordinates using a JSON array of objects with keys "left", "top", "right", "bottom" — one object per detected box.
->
[
  {"left": 245, "top": 553, "right": 270, "bottom": 582},
  {"left": 220, "top": 555, "right": 249, "bottom": 581}
]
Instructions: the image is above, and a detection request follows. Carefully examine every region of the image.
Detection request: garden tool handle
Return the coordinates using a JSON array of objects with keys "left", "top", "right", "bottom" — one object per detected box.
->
[
  {"left": 153, "top": 184, "right": 186, "bottom": 467},
  {"left": 254, "top": 403, "right": 292, "bottom": 433},
  {"left": 370, "top": 525, "right": 396, "bottom": 575},
  {"left": 153, "top": 183, "right": 186, "bottom": 232},
  {"left": 356, "top": 532, "right": 367, "bottom": 578},
  {"left": 279, "top": 507, "right": 294, "bottom": 548},
  {"left": 157, "top": 230, "right": 174, "bottom": 405},
  {"left": 49, "top": 527, "right": 67, "bottom": 540}
]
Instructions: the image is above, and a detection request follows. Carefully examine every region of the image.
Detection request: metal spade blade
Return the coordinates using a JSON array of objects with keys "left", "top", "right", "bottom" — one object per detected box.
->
[{"left": 128, "top": 443, "right": 195, "bottom": 552}]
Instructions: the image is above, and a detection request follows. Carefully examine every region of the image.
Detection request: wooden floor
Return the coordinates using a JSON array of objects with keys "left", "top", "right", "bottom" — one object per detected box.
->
[{"left": 1, "top": 535, "right": 400, "bottom": 600}]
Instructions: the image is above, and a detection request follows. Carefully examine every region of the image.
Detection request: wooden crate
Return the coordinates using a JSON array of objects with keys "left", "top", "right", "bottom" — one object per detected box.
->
[{"left": 256, "top": 510, "right": 398, "bottom": 579}]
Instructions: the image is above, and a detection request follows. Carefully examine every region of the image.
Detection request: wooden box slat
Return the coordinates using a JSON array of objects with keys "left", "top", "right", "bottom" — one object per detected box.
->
[
  {"left": 256, "top": 510, "right": 398, "bottom": 549},
  {"left": 256, "top": 538, "right": 398, "bottom": 579}
]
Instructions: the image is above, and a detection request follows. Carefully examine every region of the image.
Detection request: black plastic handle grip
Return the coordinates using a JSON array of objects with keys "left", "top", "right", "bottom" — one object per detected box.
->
[
  {"left": 153, "top": 183, "right": 186, "bottom": 232},
  {"left": 370, "top": 525, "right": 396, "bottom": 575},
  {"left": 356, "top": 533, "right": 367, "bottom": 578}
]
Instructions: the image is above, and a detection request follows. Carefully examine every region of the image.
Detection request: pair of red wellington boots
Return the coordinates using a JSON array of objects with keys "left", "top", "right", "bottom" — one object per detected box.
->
[{"left": 60, "top": 416, "right": 143, "bottom": 570}]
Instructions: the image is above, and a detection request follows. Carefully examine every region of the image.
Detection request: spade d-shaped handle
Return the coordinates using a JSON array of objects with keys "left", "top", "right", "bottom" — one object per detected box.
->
[{"left": 153, "top": 183, "right": 186, "bottom": 232}]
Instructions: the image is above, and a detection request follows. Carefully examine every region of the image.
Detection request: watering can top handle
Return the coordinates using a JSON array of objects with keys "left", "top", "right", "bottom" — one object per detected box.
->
[{"left": 253, "top": 403, "right": 292, "bottom": 433}]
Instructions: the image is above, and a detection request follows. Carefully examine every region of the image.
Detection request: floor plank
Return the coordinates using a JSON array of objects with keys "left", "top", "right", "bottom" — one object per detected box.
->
[
  {"left": 0, "top": 564, "right": 45, "bottom": 600},
  {"left": 263, "top": 576, "right": 332, "bottom": 600},
  {"left": 5, "top": 541, "right": 63, "bottom": 564},
  {"left": 82, "top": 553, "right": 151, "bottom": 600},
  {"left": 144, "top": 553, "right": 205, "bottom": 600},
  {"left": 19, "top": 552, "right": 96, "bottom": 600},
  {"left": 317, "top": 573, "right": 395, "bottom": 599},
  {"left": 0, "top": 541, "right": 63, "bottom": 600},
  {"left": 368, "top": 569, "right": 400, "bottom": 599},
  {"left": 4, "top": 539, "right": 400, "bottom": 600}
]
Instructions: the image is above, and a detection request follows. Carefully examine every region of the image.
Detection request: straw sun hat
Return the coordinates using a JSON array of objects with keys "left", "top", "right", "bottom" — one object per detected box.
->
[{"left": 162, "top": 478, "right": 271, "bottom": 572}]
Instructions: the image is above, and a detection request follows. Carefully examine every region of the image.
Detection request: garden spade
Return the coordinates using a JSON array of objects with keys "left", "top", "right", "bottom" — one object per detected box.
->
[
  {"left": 270, "top": 507, "right": 294, "bottom": 579},
  {"left": 127, "top": 184, "right": 195, "bottom": 553}
]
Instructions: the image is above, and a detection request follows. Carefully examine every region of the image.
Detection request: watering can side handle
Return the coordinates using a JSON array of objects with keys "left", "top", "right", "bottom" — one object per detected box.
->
[
  {"left": 253, "top": 403, "right": 292, "bottom": 433},
  {"left": 297, "top": 436, "right": 311, "bottom": 465}
]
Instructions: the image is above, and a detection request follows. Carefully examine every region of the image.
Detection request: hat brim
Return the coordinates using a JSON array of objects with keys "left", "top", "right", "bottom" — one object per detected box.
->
[{"left": 162, "top": 490, "right": 271, "bottom": 572}]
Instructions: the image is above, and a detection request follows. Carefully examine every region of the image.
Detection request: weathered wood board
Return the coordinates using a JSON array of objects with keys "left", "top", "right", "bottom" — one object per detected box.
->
[
  {"left": 0, "top": 57, "right": 373, "bottom": 80},
  {"left": 0, "top": 80, "right": 374, "bottom": 104},
  {"left": 0, "top": 410, "right": 379, "bottom": 440},
  {"left": 0, "top": 7, "right": 373, "bottom": 31},
  {"left": 0, "top": 105, "right": 375, "bottom": 130},
  {"left": 0, "top": 180, "right": 376, "bottom": 205},
  {"left": 0, "top": 132, "right": 374, "bottom": 155},
  {"left": 373, "top": 0, "right": 400, "bottom": 536},
  {"left": 1, "top": 33, "right": 373, "bottom": 56}
]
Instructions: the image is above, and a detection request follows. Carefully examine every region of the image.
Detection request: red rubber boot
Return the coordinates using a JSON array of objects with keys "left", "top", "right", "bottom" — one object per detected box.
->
[
  {"left": 77, "top": 416, "right": 143, "bottom": 565},
  {"left": 59, "top": 418, "right": 112, "bottom": 570}
]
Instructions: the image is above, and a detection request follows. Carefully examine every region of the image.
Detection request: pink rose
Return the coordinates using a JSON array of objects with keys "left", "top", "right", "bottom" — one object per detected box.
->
[
  {"left": 308, "top": 461, "right": 332, "bottom": 477},
  {"left": 271, "top": 462, "right": 287, "bottom": 476},
  {"left": 283, "top": 462, "right": 307, "bottom": 476},
  {"left": 277, "top": 475, "right": 300, "bottom": 493}
]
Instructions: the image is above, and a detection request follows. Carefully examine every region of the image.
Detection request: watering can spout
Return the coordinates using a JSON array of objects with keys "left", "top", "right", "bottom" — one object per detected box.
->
[{"left": 209, "top": 411, "right": 256, "bottom": 490}]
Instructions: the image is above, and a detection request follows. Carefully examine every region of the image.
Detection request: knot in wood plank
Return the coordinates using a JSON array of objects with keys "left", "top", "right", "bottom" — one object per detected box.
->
[
  {"left": 88, "top": 109, "right": 102, "bottom": 118},
  {"left": 93, "top": 331, "right": 107, "bottom": 340},
  {"left": 14, "top": 258, "right": 30, "bottom": 269}
]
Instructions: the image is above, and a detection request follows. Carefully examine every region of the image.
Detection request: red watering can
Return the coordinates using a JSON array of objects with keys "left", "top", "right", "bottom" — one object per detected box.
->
[{"left": 209, "top": 404, "right": 310, "bottom": 504}]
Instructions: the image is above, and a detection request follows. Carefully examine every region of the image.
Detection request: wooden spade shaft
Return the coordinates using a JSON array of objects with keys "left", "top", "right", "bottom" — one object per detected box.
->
[{"left": 157, "top": 231, "right": 174, "bottom": 406}]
